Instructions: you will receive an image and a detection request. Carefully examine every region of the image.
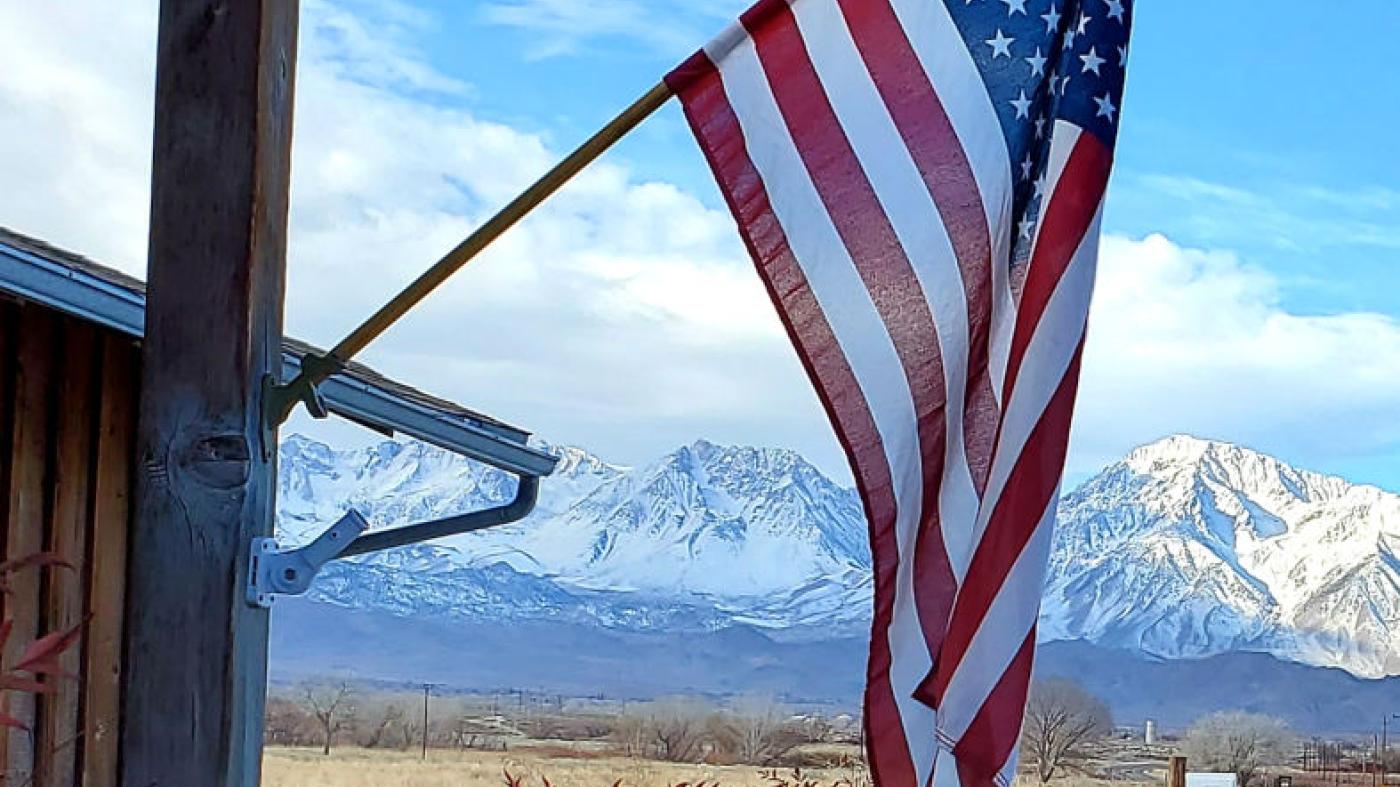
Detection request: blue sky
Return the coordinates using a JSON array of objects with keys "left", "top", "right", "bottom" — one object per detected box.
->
[{"left": 3, "top": 0, "right": 1399, "bottom": 488}]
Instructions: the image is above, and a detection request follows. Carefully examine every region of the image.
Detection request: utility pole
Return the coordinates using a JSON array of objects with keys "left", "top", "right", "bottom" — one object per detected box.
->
[
  {"left": 121, "top": 1, "right": 298, "bottom": 784},
  {"left": 1384, "top": 715, "right": 1400, "bottom": 787},
  {"left": 421, "top": 684, "right": 434, "bottom": 760}
]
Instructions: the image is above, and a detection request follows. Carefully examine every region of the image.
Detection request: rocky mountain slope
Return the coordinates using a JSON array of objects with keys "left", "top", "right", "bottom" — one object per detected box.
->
[{"left": 275, "top": 433, "right": 1400, "bottom": 677}]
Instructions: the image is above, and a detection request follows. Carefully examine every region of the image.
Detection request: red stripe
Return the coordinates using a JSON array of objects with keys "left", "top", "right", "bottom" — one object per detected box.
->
[
  {"left": 922, "top": 340, "right": 1084, "bottom": 704},
  {"left": 954, "top": 628, "right": 1037, "bottom": 785},
  {"left": 836, "top": 0, "right": 999, "bottom": 495},
  {"left": 1001, "top": 134, "right": 1111, "bottom": 409},
  {"left": 669, "top": 52, "right": 917, "bottom": 787},
  {"left": 745, "top": 0, "right": 958, "bottom": 672},
  {"left": 918, "top": 134, "right": 1109, "bottom": 704}
]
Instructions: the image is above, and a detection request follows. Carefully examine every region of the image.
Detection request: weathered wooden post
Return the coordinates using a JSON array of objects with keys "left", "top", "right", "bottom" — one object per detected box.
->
[
  {"left": 123, "top": 1, "right": 298, "bottom": 784},
  {"left": 1169, "top": 755, "right": 1188, "bottom": 787}
]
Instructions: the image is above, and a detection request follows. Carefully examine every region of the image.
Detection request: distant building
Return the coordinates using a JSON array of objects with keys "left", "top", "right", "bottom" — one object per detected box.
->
[{"left": 1146, "top": 719, "right": 1157, "bottom": 745}]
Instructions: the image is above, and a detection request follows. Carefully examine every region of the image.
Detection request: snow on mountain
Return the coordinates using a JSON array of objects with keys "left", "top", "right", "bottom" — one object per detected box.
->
[
  {"left": 276, "top": 432, "right": 1400, "bottom": 678},
  {"left": 468, "top": 439, "right": 869, "bottom": 597},
  {"left": 275, "top": 434, "right": 871, "bottom": 634},
  {"left": 1041, "top": 434, "right": 1400, "bottom": 677}
]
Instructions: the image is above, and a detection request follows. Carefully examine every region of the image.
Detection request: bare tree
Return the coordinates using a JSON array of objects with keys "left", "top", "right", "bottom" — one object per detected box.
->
[
  {"left": 1183, "top": 711, "right": 1294, "bottom": 787},
  {"left": 1020, "top": 678, "right": 1112, "bottom": 783},
  {"left": 729, "top": 696, "right": 797, "bottom": 765},
  {"left": 265, "top": 695, "right": 314, "bottom": 746},
  {"left": 649, "top": 698, "right": 711, "bottom": 763},
  {"left": 358, "top": 701, "right": 405, "bottom": 749},
  {"left": 299, "top": 682, "right": 357, "bottom": 755}
]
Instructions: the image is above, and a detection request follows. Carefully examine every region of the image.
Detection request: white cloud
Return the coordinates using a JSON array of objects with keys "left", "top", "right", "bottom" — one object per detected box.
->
[
  {"left": 4, "top": 2, "right": 1399, "bottom": 489},
  {"left": 1071, "top": 233, "right": 1400, "bottom": 478},
  {"left": 0, "top": 0, "right": 840, "bottom": 474}
]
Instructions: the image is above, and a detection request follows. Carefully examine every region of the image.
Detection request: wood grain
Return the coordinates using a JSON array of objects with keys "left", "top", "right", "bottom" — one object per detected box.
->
[{"left": 121, "top": 1, "right": 299, "bottom": 784}]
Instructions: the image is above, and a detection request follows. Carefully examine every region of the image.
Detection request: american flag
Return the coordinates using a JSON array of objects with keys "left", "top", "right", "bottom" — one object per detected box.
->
[{"left": 665, "top": 1, "right": 1131, "bottom": 785}]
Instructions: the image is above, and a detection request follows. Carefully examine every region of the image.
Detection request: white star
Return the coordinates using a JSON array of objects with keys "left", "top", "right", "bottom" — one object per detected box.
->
[
  {"left": 1018, "top": 213, "right": 1036, "bottom": 239},
  {"left": 1118, "top": 44, "right": 1129, "bottom": 67},
  {"left": 1077, "top": 12, "right": 1092, "bottom": 34},
  {"left": 1009, "top": 89, "right": 1032, "bottom": 119},
  {"left": 1026, "top": 47, "right": 1048, "bottom": 77},
  {"left": 1001, "top": 0, "right": 1028, "bottom": 15},
  {"left": 1094, "top": 92, "right": 1117, "bottom": 122},
  {"left": 1063, "top": 29, "right": 1076, "bottom": 50},
  {"left": 1041, "top": 4, "right": 1062, "bottom": 33},
  {"left": 1034, "top": 114, "right": 1047, "bottom": 139},
  {"left": 985, "top": 29, "right": 1014, "bottom": 58},
  {"left": 1080, "top": 46, "right": 1106, "bottom": 75},
  {"left": 1105, "top": 0, "right": 1126, "bottom": 23},
  {"left": 1020, "top": 153, "right": 1034, "bottom": 181},
  {"left": 1034, "top": 171, "right": 1048, "bottom": 198}
]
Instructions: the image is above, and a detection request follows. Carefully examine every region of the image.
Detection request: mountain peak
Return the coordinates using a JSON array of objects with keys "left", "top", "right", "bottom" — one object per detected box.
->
[
  {"left": 1125, "top": 433, "right": 1252, "bottom": 469},
  {"left": 1118, "top": 434, "right": 1353, "bottom": 507}
]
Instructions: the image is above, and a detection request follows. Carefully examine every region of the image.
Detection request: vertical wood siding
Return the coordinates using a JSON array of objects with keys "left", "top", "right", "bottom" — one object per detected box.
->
[{"left": 0, "top": 300, "right": 137, "bottom": 787}]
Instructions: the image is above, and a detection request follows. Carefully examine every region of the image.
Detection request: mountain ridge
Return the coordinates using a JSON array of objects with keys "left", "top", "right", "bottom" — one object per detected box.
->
[{"left": 275, "top": 432, "right": 1400, "bottom": 677}]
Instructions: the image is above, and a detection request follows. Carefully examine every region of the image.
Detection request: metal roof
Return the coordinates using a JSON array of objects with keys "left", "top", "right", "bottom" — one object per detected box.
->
[{"left": 0, "top": 227, "right": 557, "bottom": 478}]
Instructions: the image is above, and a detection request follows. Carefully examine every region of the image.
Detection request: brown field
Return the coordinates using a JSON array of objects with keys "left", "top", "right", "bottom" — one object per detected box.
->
[
  {"left": 260, "top": 743, "right": 1169, "bottom": 787},
  {"left": 262, "top": 745, "right": 868, "bottom": 787}
]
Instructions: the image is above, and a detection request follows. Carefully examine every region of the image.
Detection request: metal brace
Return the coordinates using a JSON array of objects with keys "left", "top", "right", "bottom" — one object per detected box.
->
[
  {"left": 246, "top": 509, "right": 370, "bottom": 608},
  {"left": 263, "top": 352, "right": 343, "bottom": 429}
]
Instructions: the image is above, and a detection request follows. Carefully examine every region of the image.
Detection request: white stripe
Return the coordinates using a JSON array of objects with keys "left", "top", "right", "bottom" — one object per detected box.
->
[
  {"left": 971, "top": 124, "right": 1086, "bottom": 552},
  {"left": 714, "top": 37, "right": 937, "bottom": 781},
  {"left": 998, "top": 744, "right": 1022, "bottom": 786},
  {"left": 701, "top": 20, "right": 748, "bottom": 64},
  {"left": 1026, "top": 122, "right": 1081, "bottom": 257},
  {"left": 937, "top": 489, "right": 1058, "bottom": 741},
  {"left": 786, "top": 0, "right": 980, "bottom": 583},
  {"left": 886, "top": 0, "right": 1015, "bottom": 402},
  {"left": 938, "top": 198, "right": 1104, "bottom": 742},
  {"left": 932, "top": 745, "right": 964, "bottom": 787}
]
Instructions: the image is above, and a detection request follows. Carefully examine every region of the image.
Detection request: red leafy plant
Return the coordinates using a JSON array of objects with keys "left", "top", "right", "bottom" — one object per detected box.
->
[{"left": 0, "top": 552, "right": 84, "bottom": 729}]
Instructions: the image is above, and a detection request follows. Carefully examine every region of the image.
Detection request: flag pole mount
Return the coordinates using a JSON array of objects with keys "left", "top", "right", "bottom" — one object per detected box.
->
[{"left": 265, "top": 80, "right": 676, "bottom": 430}]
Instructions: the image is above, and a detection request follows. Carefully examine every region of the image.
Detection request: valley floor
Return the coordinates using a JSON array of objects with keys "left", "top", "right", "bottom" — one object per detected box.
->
[
  {"left": 260, "top": 745, "right": 1168, "bottom": 787},
  {"left": 261, "top": 746, "right": 867, "bottom": 787}
]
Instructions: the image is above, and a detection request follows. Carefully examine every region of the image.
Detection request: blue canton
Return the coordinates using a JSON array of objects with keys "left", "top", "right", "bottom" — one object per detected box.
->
[{"left": 941, "top": 0, "right": 1132, "bottom": 265}]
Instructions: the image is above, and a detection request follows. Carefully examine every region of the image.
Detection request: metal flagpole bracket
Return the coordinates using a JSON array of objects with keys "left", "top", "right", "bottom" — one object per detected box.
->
[
  {"left": 245, "top": 475, "right": 542, "bottom": 608},
  {"left": 247, "top": 509, "right": 369, "bottom": 608},
  {"left": 264, "top": 351, "right": 342, "bottom": 428}
]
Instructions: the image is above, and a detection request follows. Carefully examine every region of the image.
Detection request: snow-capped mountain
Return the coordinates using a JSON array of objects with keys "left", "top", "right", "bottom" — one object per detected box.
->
[
  {"left": 1041, "top": 434, "right": 1400, "bottom": 677},
  {"left": 276, "top": 435, "right": 873, "bottom": 634},
  {"left": 275, "top": 432, "right": 1400, "bottom": 678}
]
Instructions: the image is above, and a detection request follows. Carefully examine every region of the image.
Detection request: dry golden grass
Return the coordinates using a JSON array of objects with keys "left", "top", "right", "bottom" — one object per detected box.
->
[{"left": 262, "top": 746, "right": 865, "bottom": 787}]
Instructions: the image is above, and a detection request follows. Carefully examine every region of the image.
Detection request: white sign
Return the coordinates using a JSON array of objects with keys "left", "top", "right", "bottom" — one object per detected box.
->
[{"left": 1187, "top": 773, "right": 1238, "bottom": 787}]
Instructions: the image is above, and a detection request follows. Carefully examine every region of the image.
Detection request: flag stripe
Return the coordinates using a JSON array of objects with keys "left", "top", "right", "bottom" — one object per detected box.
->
[
  {"left": 746, "top": 0, "right": 960, "bottom": 691},
  {"left": 965, "top": 126, "right": 1101, "bottom": 563},
  {"left": 1002, "top": 136, "right": 1113, "bottom": 409},
  {"left": 883, "top": 0, "right": 1017, "bottom": 404},
  {"left": 668, "top": 2, "right": 1132, "bottom": 784},
  {"left": 931, "top": 144, "right": 1108, "bottom": 702},
  {"left": 955, "top": 627, "right": 1037, "bottom": 786},
  {"left": 666, "top": 51, "right": 919, "bottom": 786},
  {"left": 836, "top": 0, "right": 998, "bottom": 505},
  {"left": 708, "top": 33, "right": 939, "bottom": 782},
  {"left": 783, "top": 0, "right": 977, "bottom": 654},
  {"left": 928, "top": 342, "right": 1084, "bottom": 733}
]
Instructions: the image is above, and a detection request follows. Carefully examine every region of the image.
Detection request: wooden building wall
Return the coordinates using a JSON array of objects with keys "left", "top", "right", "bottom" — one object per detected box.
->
[{"left": 0, "top": 298, "right": 136, "bottom": 787}]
